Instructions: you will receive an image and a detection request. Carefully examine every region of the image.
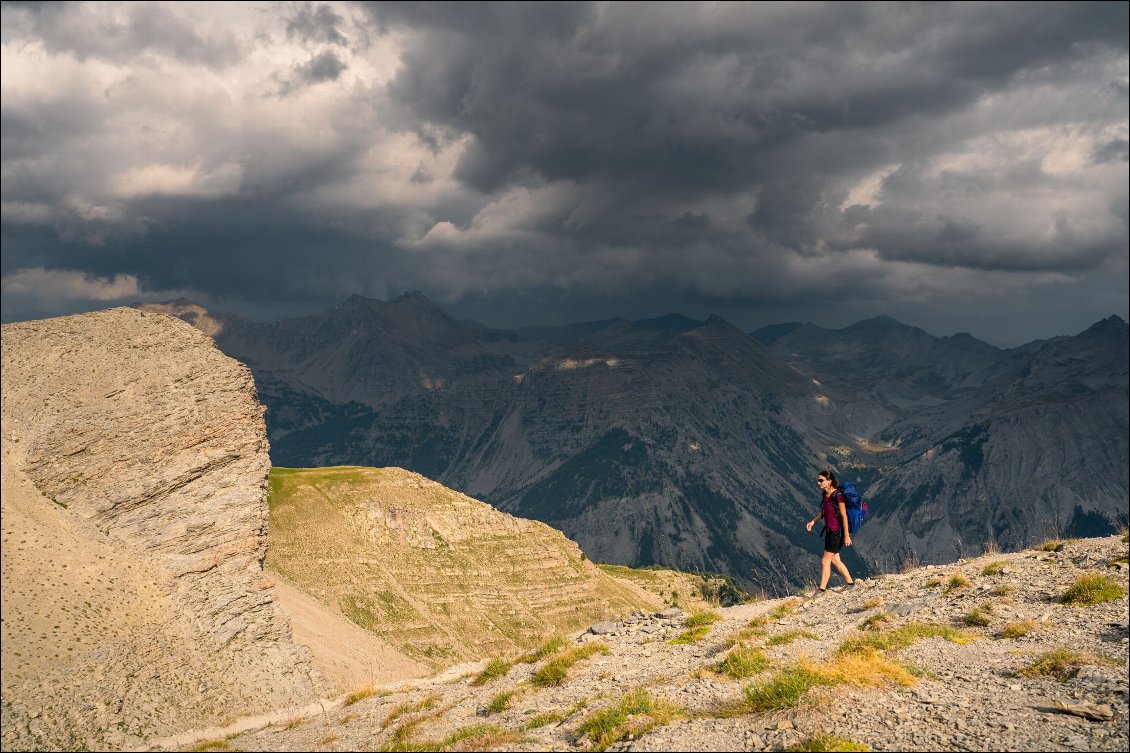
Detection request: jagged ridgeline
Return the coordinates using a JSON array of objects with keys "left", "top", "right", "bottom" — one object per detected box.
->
[{"left": 265, "top": 465, "right": 727, "bottom": 670}]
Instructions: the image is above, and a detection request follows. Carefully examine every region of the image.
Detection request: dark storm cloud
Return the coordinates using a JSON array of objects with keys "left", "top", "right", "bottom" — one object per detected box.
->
[{"left": 1, "top": 2, "right": 1127, "bottom": 343}]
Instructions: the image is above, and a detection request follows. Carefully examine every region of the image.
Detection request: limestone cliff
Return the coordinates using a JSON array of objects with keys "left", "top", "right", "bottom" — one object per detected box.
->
[{"left": 1, "top": 308, "right": 315, "bottom": 750}]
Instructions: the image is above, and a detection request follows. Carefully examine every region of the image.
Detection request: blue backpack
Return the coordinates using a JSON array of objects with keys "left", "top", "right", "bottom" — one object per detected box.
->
[{"left": 841, "top": 481, "right": 868, "bottom": 534}]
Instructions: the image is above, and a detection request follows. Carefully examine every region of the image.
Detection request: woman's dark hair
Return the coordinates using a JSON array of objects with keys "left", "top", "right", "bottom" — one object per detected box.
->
[{"left": 818, "top": 469, "right": 841, "bottom": 491}]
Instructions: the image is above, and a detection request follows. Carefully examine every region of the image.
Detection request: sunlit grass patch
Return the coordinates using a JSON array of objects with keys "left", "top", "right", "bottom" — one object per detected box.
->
[
  {"left": 725, "top": 625, "right": 768, "bottom": 647},
  {"left": 789, "top": 732, "right": 873, "bottom": 751},
  {"left": 1059, "top": 573, "right": 1127, "bottom": 606},
  {"left": 577, "top": 689, "right": 685, "bottom": 752},
  {"left": 344, "top": 684, "right": 381, "bottom": 706},
  {"left": 487, "top": 689, "right": 515, "bottom": 714},
  {"left": 768, "top": 599, "right": 803, "bottom": 620},
  {"left": 715, "top": 646, "right": 771, "bottom": 679},
  {"left": 188, "top": 739, "right": 236, "bottom": 752},
  {"left": 857, "top": 597, "right": 884, "bottom": 612},
  {"left": 987, "top": 585, "right": 1015, "bottom": 597},
  {"left": 944, "top": 574, "right": 970, "bottom": 593},
  {"left": 1037, "top": 539, "right": 1068, "bottom": 552},
  {"left": 1014, "top": 648, "right": 1119, "bottom": 682},
  {"left": 836, "top": 623, "right": 977, "bottom": 655},
  {"left": 858, "top": 611, "right": 891, "bottom": 631},
  {"left": 523, "top": 710, "right": 564, "bottom": 730},
  {"left": 685, "top": 609, "right": 723, "bottom": 628},
  {"left": 668, "top": 625, "right": 711, "bottom": 644},
  {"left": 517, "top": 635, "right": 567, "bottom": 664},
  {"left": 767, "top": 629, "right": 819, "bottom": 646},
  {"left": 1107, "top": 556, "right": 1129, "bottom": 567},
  {"left": 981, "top": 561, "right": 1007, "bottom": 576},
  {"left": 382, "top": 694, "right": 439, "bottom": 729},
  {"left": 719, "top": 650, "right": 915, "bottom": 715},
  {"left": 473, "top": 657, "right": 512, "bottom": 685},
  {"left": 997, "top": 620, "right": 1040, "bottom": 639},
  {"left": 961, "top": 604, "right": 993, "bottom": 627},
  {"left": 378, "top": 722, "right": 519, "bottom": 752},
  {"left": 531, "top": 642, "right": 609, "bottom": 687}
]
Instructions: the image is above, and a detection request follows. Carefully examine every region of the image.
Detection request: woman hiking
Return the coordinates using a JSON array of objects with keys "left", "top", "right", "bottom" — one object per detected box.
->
[{"left": 805, "top": 469, "right": 855, "bottom": 593}]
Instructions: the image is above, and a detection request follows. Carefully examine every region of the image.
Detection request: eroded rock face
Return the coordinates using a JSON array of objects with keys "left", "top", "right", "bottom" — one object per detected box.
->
[{"left": 1, "top": 308, "right": 314, "bottom": 749}]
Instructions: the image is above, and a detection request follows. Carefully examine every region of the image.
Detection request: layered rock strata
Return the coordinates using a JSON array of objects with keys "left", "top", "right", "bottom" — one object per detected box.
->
[{"left": 1, "top": 308, "right": 314, "bottom": 749}]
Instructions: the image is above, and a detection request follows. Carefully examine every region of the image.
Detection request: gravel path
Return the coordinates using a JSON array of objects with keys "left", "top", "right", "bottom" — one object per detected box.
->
[{"left": 153, "top": 534, "right": 1129, "bottom": 752}]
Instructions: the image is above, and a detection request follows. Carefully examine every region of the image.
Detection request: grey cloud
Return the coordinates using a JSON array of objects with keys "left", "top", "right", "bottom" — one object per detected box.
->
[
  {"left": 1, "top": 2, "right": 242, "bottom": 67},
  {"left": 286, "top": 3, "right": 349, "bottom": 46},
  {"left": 276, "top": 50, "right": 349, "bottom": 95}
]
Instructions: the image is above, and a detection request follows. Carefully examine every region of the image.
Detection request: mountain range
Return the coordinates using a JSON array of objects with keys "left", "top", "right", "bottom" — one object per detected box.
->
[{"left": 140, "top": 296, "right": 1129, "bottom": 591}]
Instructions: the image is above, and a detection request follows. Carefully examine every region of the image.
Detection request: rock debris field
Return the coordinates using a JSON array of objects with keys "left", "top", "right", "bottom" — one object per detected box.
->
[{"left": 153, "top": 534, "right": 1129, "bottom": 752}]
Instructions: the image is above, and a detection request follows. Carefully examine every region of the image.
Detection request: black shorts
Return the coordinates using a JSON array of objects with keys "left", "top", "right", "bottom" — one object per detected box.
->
[{"left": 824, "top": 528, "right": 844, "bottom": 554}]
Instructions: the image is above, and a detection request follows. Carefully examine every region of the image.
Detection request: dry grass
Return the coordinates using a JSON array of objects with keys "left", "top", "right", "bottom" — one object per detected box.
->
[
  {"left": 961, "top": 605, "right": 993, "bottom": 627},
  {"left": 188, "top": 739, "right": 235, "bottom": 752},
  {"left": 1014, "top": 648, "right": 1119, "bottom": 682},
  {"left": 1059, "top": 573, "right": 1127, "bottom": 606},
  {"left": 1036, "top": 538, "right": 1068, "bottom": 552},
  {"left": 379, "top": 722, "right": 519, "bottom": 752},
  {"left": 789, "top": 733, "right": 873, "bottom": 752},
  {"left": 987, "top": 585, "right": 1015, "bottom": 597},
  {"left": 381, "top": 694, "right": 439, "bottom": 729},
  {"left": 577, "top": 689, "right": 686, "bottom": 751},
  {"left": 715, "top": 646, "right": 772, "bottom": 679},
  {"left": 532, "top": 642, "right": 610, "bottom": 687},
  {"left": 685, "top": 609, "right": 723, "bottom": 627},
  {"left": 767, "top": 629, "right": 819, "bottom": 646},
  {"left": 718, "top": 650, "right": 915, "bottom": 715},
  {"left": 944, "top": 574, "right": 971, "bottom": 593},
  {"left": 858, "top": 612, "right": 891, "bottom": 631},
  {"left": 997, "top": 620, "right": 1040, "bottom": 639},
  {"left": 857, "top": 597, "right": 884, "bottom": 612},
  {"left": 472, "top": 657, "right": 512, "bottom": 685},
  {"left": 668, "top": 625, "right": 712, "bottom": 644},
  {"left": 517, "top": 635, "right": 567, "bottom": 664},
  {"left": 836, "top": 623, "right": 978, "bottom": 655},
  {"left": 280, "top": 716, "right": 307, "bottom": 731},
  {"left": 523, "top": 710, "right": 565, "bottom": 730},
  {"left": 344, "top": 684, "right": 381, "bottom": 706},
  {"left": 980, "top": 561, "right": 1007, "bottom": 576}
]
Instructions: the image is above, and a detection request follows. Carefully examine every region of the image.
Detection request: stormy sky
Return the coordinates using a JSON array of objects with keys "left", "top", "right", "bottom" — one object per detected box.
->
[{"left": 2, "top": 2, "right": 1127, "bottom": 345}]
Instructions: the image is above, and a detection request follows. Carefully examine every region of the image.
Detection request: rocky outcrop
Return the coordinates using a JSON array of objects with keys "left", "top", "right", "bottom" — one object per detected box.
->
[{"left": 1, "top": 308, "right": 314, "bottom": 750}]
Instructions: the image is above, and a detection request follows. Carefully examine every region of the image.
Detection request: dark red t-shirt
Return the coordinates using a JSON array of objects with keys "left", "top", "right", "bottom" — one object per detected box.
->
[{"left": 822, "top": 490, "right": 846, "bottom": 532}]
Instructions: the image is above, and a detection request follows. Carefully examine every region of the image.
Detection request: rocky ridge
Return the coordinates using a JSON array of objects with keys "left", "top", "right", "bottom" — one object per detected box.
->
[
  {"left": 154, "top": 534, "right": 1129, "bottom": 752},
  {"left": 1, "top": 308, "right": 315, "bottom": 750}
]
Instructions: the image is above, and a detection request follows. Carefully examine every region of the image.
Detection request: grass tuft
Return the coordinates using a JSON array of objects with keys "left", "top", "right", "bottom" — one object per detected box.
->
[
  {"left": 997, "top": 620, "right": 1039, "bottom": 639},
  {"left": 473, "top": 657, "right": 512, "bottom": 685},
  {"left": 987, "top": 585, "right": 1015, "bottom": 597},
  {"left": 1059, "top": 573, "right": 1127, "bottom": 606},
  {"left": 961, "top": 606, "right": 992, "bottom": 627},
  {"left": 487, "top": 690, "right": 515, "bottom": 714},
  {"left": 517, "top": 635, "right": 567, "bottom": 664},
  {"left": 577, "top": 689, "right": 685, "bottom": 752},
  {"left": 980, "top": 561, "right": 1006, "bottom": 576},
  {"left": 767, "top": 629, "right": 819, "bottom": 646},
  {"left": 720, "top": 650, "right": 915, "bottom": 715},
  {"left": 344, "top": 684, "right": 380, "bottom": 706},
  {"left": 857, "top": 597, "right": 884, "bottom": 612},
  {"left": 1014, "top": 648, "right": 1118, "bottom": 682},
  {"left": 188, "top": 740, "right": 234, "bottom": 752},
  {"left": 668, "top": 625, "right": 712, "bottom": 644},
  {"left": 836, "top": 623, "right": 977, "bottom": 656},
  {"left": 381, "top": 694, "right": 439, "bottom": 729},
  {"left": 523, "top": 711, "right": 565, "bottom": 730},
  {"left": 1036, "top": 539, "right": 1067, "bottom": 552},
  {"left": 531, "top": 642, "right": 609, "bottom": 687},
  {"left": 715, "top": 646, "right": 771, "bottom": 679},
  {"left": 944, "top": 574, "right": 970, "bottom": 593},
  {"left": 789, "top": 732, "right": 874, "bottom": 752},
  {"left": 379, "top": 722, "right": 519, "bottom": 752},
  {"left": 858, "top": 612, "right": 891, "bottom": 631},
  {"left": 685, "top": 609, "right": 723, "bottom": 628}
]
